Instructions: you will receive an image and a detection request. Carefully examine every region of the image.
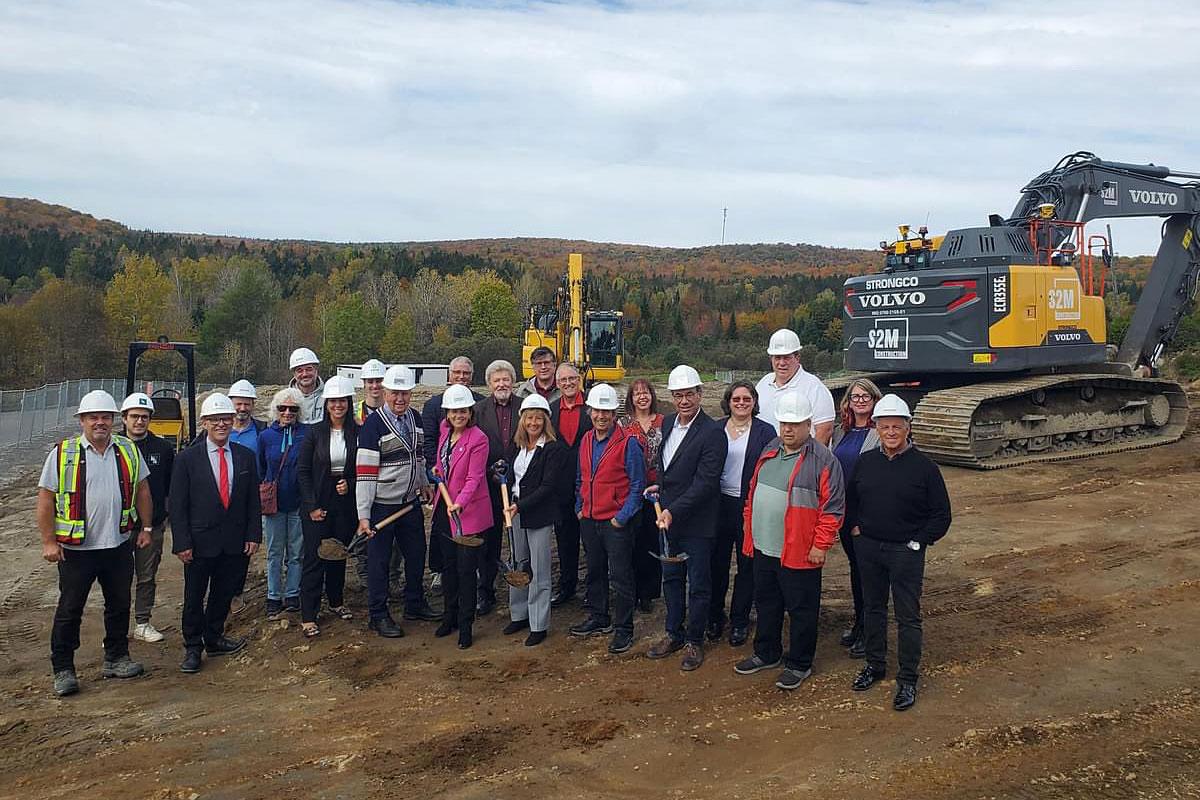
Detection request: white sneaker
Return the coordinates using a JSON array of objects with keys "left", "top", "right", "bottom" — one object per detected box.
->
[{"left": 133, "top": 622, "right": 165, "bottom": 643}]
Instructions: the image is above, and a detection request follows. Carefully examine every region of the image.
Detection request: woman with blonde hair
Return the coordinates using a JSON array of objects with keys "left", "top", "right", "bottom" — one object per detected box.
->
[
  {"left": 258, "top": 386, "right": 310, "bottom": 620},
  {"left": 501, "top": 395, "right": 569, "bottom": 646},
  {"left": 831, "top": 377, "right": 882, "bottom": 657}
]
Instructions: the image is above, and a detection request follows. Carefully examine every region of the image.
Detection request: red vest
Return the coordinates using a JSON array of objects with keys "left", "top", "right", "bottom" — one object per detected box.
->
[{"left": 578, "top": 426, "right": 631, "bottom": 521}]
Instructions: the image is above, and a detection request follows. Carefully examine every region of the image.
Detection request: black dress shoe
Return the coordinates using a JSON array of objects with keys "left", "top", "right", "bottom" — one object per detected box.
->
[
  {"left": 205, "top": 636, "right": 246, "bottom": 657},
  {"left": 476, "top": 597, "right": 496, "bottom": 617},
  {"left": 705, "top": 620, "right": 725, "bottom": 643},
  {"left": 848, "top": 638, "right": 866, "bottom": 659},
  {"left": 852, "top": 665, "right": 885, "bottom": 692},
  {"left": 728, "top": 625, "right": 749, "bottom": 647},
  {"left": 403, "top": 602, "right": 442, "bottom": 622},
  {"left": 550, "top": 590, "right": 575, "bottom": 608},
  {"left": 458, "top": 628, "right": 473, "bottom": 649},
  {"left": 840, "top": 628, "right": 857, "bottom": 647},
  {"left": 180, "top": 650, "right": 202, "bottom": 673},
  {"left": 525, "top": 630, "right": 547, "bottom": 647},
  {"left": 434, "top": 621, "right": 457, "bottom": 638},
  {"left": 369, "top": 616, "right": 405, "bottom": 638},
  {"left": 503, "top": 618, "right": 530, "bottom": 636},
  {"left": 893, "top": 682, "right": 917, "bottom": 711}
]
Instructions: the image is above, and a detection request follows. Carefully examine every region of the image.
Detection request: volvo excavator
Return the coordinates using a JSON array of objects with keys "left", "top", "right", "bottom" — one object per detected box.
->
[{"left": 841, "top": 152, "right": 1199, "bottom": 468}]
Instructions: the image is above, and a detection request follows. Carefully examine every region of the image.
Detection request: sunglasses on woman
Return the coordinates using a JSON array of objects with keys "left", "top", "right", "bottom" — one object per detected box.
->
[{"left": 277, "top": 405, "right": 300, "bottom": 413}]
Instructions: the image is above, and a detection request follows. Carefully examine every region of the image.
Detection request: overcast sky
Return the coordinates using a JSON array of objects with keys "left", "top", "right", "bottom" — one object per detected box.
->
[{"left": 2, "top": 0, "right": 1198, "bottom": 255}]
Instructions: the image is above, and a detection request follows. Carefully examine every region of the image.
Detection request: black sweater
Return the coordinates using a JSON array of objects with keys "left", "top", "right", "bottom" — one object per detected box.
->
[{"left": 848, "top": 446, "right": 951, "bottom": 545}]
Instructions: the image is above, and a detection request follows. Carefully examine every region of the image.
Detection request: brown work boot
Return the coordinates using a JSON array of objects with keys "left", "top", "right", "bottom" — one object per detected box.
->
[
  {"left": 680, "top": 643, "right": 704, "bottom": 671},
  {"left": 646, "top": 636, "right": 685, "bottom": 659}
]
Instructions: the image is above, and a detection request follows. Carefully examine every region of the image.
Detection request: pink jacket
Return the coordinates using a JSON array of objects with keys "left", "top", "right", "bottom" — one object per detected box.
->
[{"left": 434, "top": 421, "right": 494, "bottom": 537}]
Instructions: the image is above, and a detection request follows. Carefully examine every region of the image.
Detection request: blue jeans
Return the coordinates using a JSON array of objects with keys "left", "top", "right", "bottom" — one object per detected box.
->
[
  {"left": 264, "top": 510, "right": 303, "bottom": 601},
  {"left": 662, "top": 535, "right": 713, "bottom": 645}
]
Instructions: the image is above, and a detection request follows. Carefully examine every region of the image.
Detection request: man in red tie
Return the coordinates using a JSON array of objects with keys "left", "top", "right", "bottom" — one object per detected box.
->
[{"left": 169, "top": 393, "right": 262, "bottom": 674}]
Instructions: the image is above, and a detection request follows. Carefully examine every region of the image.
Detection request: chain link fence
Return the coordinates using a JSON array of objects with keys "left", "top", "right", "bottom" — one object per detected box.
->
[
  {"left": 0, "top": 378, "right": 218, "bottom": 449},
  {"left": 714, "top": 370, "right": 759, "bottom": 384}
]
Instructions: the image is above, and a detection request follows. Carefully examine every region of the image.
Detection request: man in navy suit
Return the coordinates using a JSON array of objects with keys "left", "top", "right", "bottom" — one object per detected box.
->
[
  {"left": 169, "top": 393, "right": 262, "bottom": 674},
  {"left": 645, "top": 365, "right": 727, "bottom": 671}
]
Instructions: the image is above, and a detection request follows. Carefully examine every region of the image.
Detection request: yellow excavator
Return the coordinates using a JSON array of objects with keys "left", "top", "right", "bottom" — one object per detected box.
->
[{"left": 521, "top": 253, "right": 626, "bottom": 384}]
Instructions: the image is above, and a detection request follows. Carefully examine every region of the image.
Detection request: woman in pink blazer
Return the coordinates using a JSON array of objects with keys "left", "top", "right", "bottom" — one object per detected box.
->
[{"left": 432, "top": 385, "right": 494, "bottom": 649}]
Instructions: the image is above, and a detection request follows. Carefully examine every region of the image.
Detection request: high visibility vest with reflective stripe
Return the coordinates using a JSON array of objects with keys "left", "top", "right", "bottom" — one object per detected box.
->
[{"left": 54, "top": 435, "right": 141, "bottom": 544}]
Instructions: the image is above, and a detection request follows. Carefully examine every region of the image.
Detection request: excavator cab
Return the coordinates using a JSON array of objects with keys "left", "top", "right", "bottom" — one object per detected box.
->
[{"left": 124, "top": 339, "right": 198, "bottom": 450}]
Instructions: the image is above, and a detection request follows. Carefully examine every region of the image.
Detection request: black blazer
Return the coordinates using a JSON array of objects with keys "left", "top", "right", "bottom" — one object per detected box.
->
[
  {"left": 474, "top": 395, "right": 519, "bottom": 468},
  {"left": 656, "top": 410, "right": 727, "bottom": 538},
  {"left": 507, "top": 439, "right": 569, "bottom": 529},
  {"left": 719, "top": 416, "right": 779, "bottom": 501},
  {"left": 297, "top": 419, "right": 359, "bottom": 513},
  {"left": 169, "top": 439, "right": 262, "bottom": 558}
]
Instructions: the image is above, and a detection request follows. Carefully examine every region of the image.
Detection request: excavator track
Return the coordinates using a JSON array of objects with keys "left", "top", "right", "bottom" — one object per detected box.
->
[{"left": 910, "top": 374, "right": 1189, "bottom": 469}]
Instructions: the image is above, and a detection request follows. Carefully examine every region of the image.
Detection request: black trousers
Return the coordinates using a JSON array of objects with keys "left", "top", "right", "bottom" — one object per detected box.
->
[
  {"left": 477, "top": 485, "right": 503, "bottom": 603},
  {"left": 554, "top": 503, "right": 581, "bottom": 596},
  {"left": 434, "top": 505, "right": 480, "bottom": 631},
  {"left": 300, "top": 491, "right": 356, "bottom": 623},
  {"left": 367, "top": 501, "right": 426, "bottom": 619},
  {"left": 50, "top": 539, "right": 134, "bottom": 672},
  {"left": 752, "top": 551, "right": 822, "bottom": 670},
  {"left": 838, "top": 517, "right": 864, "bottom": 635},
  {"left": 632, "top": 501, "right": 661, "bottom": 604},
  {"left": 855, "top": 535, "right": 926, "bottom": 684},
  {"left": 580, "top": 517, "right": 635, "bottom": 636},
  {"left": 182, "top": 551, "right": 249, "bottom": 651},
  {"left": 710, "top": 494, "right": 754, "bottom": 628}
]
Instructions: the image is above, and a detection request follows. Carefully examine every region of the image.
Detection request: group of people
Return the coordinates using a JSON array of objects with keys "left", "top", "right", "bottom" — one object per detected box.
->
[{"left": 37, "top": 329, "right": 951, "bottom": 712}]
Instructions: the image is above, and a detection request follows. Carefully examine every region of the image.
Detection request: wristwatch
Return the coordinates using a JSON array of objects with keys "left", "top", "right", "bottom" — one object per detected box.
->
[{"left": 142, "top": 526, "right": 153, "bottom": 533}]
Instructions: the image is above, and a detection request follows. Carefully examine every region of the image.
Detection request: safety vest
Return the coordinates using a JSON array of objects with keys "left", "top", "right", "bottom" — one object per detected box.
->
[
  {"left": 356, "top": 400, "right": 380, "bottom": 425},
  {"left": 54, "top": 435, "right": 141, "bottom": 545}
]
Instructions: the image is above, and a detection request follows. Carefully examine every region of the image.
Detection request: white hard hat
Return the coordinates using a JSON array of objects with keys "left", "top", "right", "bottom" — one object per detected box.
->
[
  {"left": 76, "top": 390, "right": 119, "bottom": 416},
  {"left": 667, "top": 364, "right": 702, "bottom": 391},
  {"left": 767, "top": 328, "right": 803, "bottom": 356},
  {"left": 520, "top": 394, "right": 551, "bottom": 414},
  {"left": 360, "top": 358, "right": 387, "bottom": 380},
  {"left": 289, "top": 347, "right": 320, "bottom": 370},
  {"left": 200, "top": 393, "right": 236, "bottom": 418},
  {"left": 872, "top": 393, "right": 912, "bottom": 420},
  {"left": 322, "top": 376, "right": 355, "bottom": 401},
  {"left": 228, "top": 379, "right": 257, "bottom": 399},
  {"left": 442, "top": 384, "right": 475, "bottom": 410},
  {"left": 120, "top": 392, "right": 154, "bottom": 414},
  {"left": 382, "top": 365, "right": 416, "bottom": 391},
  {"left": 586, "top": 383, "right": 619, "bottom": 411},
  {"left": 775, "top": 391, "right": 813, "bottom": 424}
]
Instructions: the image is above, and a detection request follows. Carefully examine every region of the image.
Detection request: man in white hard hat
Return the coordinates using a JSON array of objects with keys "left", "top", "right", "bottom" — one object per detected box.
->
[
  {"left": 515, "top": 346, "right": 561, "bottom": 404},
  {"left": 37, "top": 390, "right": 153, "bottom": 696},
  {"left": 645, "top": 365, "right": 727, "bottom": 671},
  {"left": 288, "top": 347, "right": 324, "bottom": 425},
  {"left": 756, "top": 329, "right": 836, "bottom": 445},
  {"left": 473, "top": 359, "right": 521, "bottom": 616},
  {"left": 420, "top": 356, "right": 482, "bottom": 591},
  {"left": 735, "top": 391, "right": 844, "bottom": 690},
  {"left": 355, "top": 365, "right": 437, "bottom": 637},
  {"left": 569, "top": 383, "right": 645, "bottom": 655},
  {"left": 169, "top": 393, "right": 263, "bottom": 674},
  {"left": 227, "top": 379, "right": 265, "bottom": 453},
  {"left": 846, "top": 394, "right": 951, "bottom": 712},
  {"left": 121, "top": 392, "right": 175, "bottom": 644},
  {"left": 356, "top": 359, "right": 386, "bottom": 424}
]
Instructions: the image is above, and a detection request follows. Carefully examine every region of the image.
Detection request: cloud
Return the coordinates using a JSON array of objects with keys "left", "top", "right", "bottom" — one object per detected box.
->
[{"left": 1, "top": 0, "right": 1197, "bottom": 254}]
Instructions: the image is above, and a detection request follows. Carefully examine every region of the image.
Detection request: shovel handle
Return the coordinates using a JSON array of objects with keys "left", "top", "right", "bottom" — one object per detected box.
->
[
  {"left": 435, "top": 480, "right": 464, "bottom": 535},
  {"left": 500, "top": 482, "right": 514, "bottom": 530},
  {"left": 373, "top": 503, "right": 414, "bottom": 532}
]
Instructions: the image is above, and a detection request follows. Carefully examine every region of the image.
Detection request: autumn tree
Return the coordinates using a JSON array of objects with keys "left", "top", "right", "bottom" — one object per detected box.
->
[
  {"left": 104, "top": 250, "right": 187, "bottom": 346},
  {"left": 470, "top": 280, "right": 522, "bottom": 339}
]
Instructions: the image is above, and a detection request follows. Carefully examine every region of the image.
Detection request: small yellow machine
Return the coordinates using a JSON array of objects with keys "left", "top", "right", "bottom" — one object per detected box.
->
[{"left": 125, "top": 339, "right": 197, "bottom": 450}]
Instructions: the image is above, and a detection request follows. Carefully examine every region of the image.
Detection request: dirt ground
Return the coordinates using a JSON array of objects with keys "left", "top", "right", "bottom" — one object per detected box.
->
[{"left": 1, "top": 389, "right": 1198, "bottom": 799}]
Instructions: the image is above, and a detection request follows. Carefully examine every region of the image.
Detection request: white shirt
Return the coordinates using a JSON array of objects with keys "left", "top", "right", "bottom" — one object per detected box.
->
[
  {"left": 661, "top": 415, "right": 695, "bottom": 471},
  {"left": 329, "top": 428, "right": 347, "bottom": 476},
  {"left": 755, "top": 366, "right": 836, "bottom": 432},
  {"left": 38, "top": 435, "right": 150, "bottom": 551},
  {"left": 721, "top": 428, "right": 749, "bottom": 497},
  {"left": 512, "top": 437, "right": 545, "bottom": 499},
  {"left": 206, "top": 438, "right": 234, "bottom": 493}
]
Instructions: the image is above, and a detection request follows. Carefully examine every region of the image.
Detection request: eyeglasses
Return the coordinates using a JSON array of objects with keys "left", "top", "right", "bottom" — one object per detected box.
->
[
  {"left": 730, "top": 396, "right": 754, "bottom": 404},
  {"left": 277, "top": 405, "right": 299, "bottom": 413},
  {"left": 849, "top": 394, "right": 873, "bottom": 402}
]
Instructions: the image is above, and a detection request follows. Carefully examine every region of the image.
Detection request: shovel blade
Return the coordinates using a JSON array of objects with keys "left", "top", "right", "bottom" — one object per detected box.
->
[{"left": 317, "top": 538, "right": 351, "bottom": 561}]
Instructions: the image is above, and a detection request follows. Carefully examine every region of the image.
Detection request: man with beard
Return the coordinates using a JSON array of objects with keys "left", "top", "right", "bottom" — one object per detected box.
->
[{"left": 289, "top": 347, "right": 325, "bottom": 425}]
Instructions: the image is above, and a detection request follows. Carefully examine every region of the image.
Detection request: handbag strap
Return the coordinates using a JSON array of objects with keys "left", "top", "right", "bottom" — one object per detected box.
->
[{"left": 272, "top": 434, "right": 292, "bottom": 484}]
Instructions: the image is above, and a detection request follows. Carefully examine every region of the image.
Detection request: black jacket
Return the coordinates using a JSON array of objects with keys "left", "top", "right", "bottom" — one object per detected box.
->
[
  {"left": 507, "top": 439, "right": 569, "bottom": 529},
  {"left": 474, "top": 394, "right": 519, "bottom": 469},
  {"left": 718, "top": 416, "right": 778, "bottom": 501},
  {"left": 169, "top": 439, "right": 262, "bottom": 557},
  {"left": 656, "top": 410, "right": 727, "bottom": 539},
  {"left": 297, "top": 419, "right": 359, "bottom": 513},
  {"left": 550, "top": 397, "right": 592, "bottom": 508},
  {"left": 422, "top": 388, "right": 485, "bottom": 467},
  {"left": 132, "top": 432, "right": 175, "bottom": 526}
]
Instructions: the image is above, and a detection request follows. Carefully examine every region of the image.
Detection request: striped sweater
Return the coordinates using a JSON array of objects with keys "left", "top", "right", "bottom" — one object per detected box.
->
[{"left": 355, "top": 405, "right": 427, "bottom": 518}]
